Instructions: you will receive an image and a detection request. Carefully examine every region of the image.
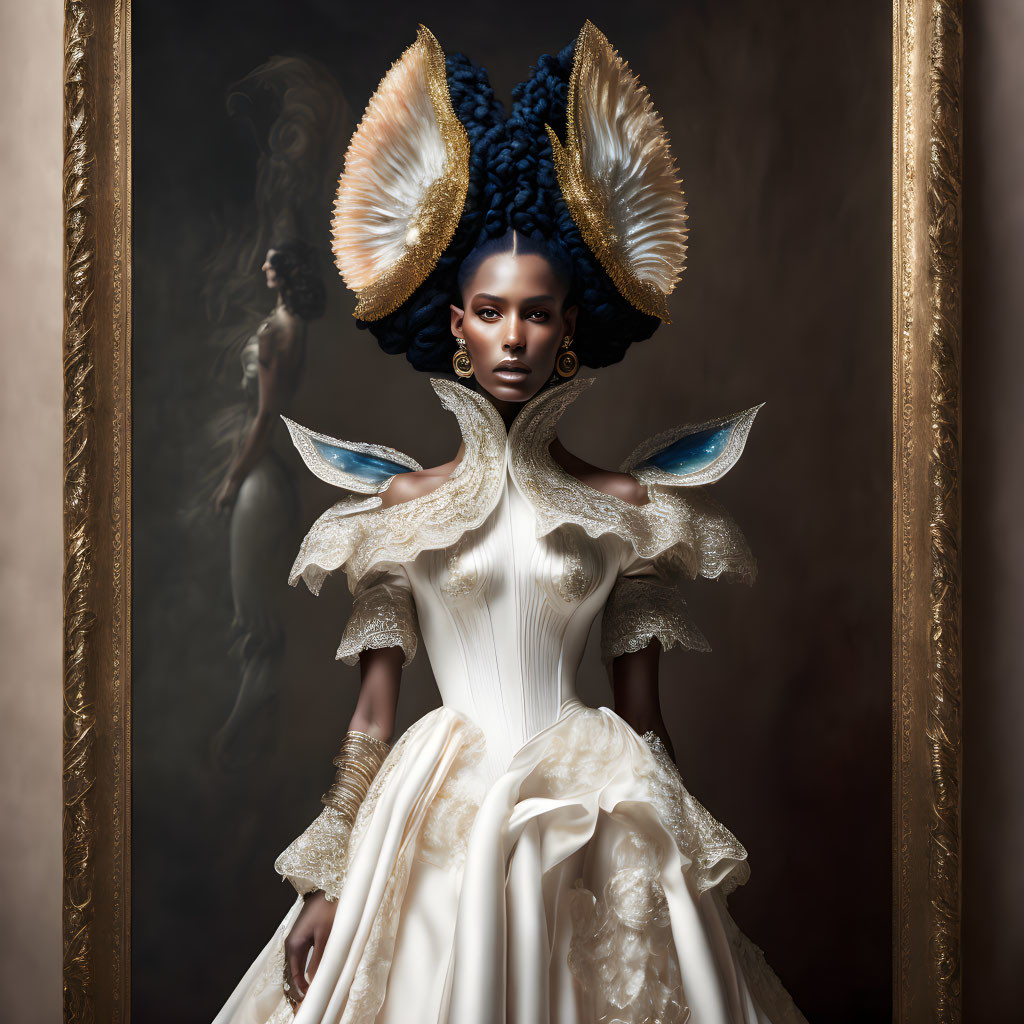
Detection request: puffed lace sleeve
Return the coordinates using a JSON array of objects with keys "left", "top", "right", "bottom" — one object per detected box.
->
[
  {"left": 334, "top": 566, "right": 420, "bottom": 668},
  {"left": 600, "top": 551, "right": 712, "bottom": 663},
  {"left": 600, "top": 484, "right": 758, "bottom": 663}
]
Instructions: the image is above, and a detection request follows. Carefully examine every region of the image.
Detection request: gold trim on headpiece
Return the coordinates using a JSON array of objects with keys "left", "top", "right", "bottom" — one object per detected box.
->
[
  {"left": 545, "top": 21, "right": 688, "bottom": 323},
  {"left": 332, "top": 25, "right": 470, "bottom": 321}
]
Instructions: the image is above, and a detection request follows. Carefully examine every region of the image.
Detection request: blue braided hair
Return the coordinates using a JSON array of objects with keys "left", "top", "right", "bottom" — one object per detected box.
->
[{"left": 357, "top": 40, "right": 661, "bottom": 371}]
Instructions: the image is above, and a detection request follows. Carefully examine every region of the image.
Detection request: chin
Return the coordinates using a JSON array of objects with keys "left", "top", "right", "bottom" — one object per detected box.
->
[{"left": 480, "top": 377, "right": 543, "bottom": 403}]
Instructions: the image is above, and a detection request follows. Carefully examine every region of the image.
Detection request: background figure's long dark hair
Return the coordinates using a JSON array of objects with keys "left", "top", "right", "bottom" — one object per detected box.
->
[{"left": 270, "top": 240, "right": 327, "bottom": 321}]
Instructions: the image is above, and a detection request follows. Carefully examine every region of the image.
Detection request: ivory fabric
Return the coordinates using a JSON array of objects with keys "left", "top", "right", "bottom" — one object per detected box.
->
[{"left": 212, "top": 381, "right": 804, "bottom": 1024}]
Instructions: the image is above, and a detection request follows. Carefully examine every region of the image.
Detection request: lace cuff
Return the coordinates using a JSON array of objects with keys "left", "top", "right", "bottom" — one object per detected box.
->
[
  {"left": 274, "top": 806, "right": 352, "bottom": 901},
  {"left": 601, "top": 577, "right": 711, "bottom": 663},
  {"left": 336, "top": 571, "right": 419, "bottom": 668}
]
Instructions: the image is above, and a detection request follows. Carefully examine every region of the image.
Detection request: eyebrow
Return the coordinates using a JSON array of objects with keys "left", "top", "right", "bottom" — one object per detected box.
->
[{"left": 474, "top": 293, "right": 556, "bottom": 304}]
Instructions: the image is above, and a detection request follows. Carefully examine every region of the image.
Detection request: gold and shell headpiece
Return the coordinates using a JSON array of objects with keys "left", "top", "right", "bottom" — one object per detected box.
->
[
  {"left": 546, "top": 21, "right": 689, "bottom": 323},
  {"left": 331, "top": 25, "right": 470, "bottom": 321},
  {"left": 331, "top": 22, "right": 688, "bottom": 326}
]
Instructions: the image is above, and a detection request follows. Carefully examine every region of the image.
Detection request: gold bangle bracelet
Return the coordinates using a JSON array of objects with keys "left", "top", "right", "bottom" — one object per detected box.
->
[{"left": 320, "top": 730, "right": 391, "bottom": 824}]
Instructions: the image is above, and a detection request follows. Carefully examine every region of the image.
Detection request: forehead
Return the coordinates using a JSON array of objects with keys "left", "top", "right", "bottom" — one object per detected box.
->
[{"left": 463, "top": 252, "right": 565, "bottom": 299}]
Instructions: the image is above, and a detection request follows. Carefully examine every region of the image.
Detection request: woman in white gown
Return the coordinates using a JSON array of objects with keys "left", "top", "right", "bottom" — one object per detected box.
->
[{"left": 214, "top": 22, "right": 806, "bottom": 1024}]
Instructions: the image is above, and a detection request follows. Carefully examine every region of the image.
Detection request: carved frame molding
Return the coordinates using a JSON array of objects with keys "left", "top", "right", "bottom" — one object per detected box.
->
[
  {"left": 892, "top": 1, "right": 964, "bottom": 1020},
  {"left": 62, "top": 1, "right": 963, "bottom": 1020}
]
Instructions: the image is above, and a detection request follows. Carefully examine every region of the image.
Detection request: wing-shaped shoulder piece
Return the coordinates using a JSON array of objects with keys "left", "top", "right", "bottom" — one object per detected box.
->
[
  {"left": 545, "top": 21, "right": 688, "bottom": 323},
  {"left": 331, "top": 24, "right": 470, "bottom": 321},
  {"left": 282, "top": 416, "right": 422, "bottom": 494},
  {"left": 621, "top": 405, "right": 763, "bottom": 487}
]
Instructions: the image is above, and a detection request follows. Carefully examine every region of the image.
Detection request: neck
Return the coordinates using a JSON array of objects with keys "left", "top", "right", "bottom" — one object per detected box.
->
[{"left": 478, "top": 387, "right": 539, "bottom": 430}]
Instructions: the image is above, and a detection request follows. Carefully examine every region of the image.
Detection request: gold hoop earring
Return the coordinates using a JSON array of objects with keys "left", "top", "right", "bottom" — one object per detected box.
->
[
  {"left": 555, "top": 335, "right": 578, "bottom": 379},
  {"left": 452, "top": 338, "right": 474, "bottom": 379}
]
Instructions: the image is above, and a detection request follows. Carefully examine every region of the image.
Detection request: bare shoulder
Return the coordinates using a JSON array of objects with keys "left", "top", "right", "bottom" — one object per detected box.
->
[
  {"left": 258, "top": 308, "right": 303, "bottom": 358},
  {"left": 378, "top": 460, "right": 459, "bottom": 509},
  {"left": 577, "top": 466, "right": 649, "bottom": 507},
  {"left": 551, "top": 444, "right": 649, "bottom": 507}
]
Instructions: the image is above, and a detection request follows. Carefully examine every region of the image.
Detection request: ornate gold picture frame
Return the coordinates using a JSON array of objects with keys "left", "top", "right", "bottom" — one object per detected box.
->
[{"left": 61, "top": 1, "right": 963, "bottom": 1020}]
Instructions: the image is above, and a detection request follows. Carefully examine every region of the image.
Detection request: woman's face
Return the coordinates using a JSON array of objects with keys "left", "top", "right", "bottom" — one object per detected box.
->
[
  {"left": 261, "top": 249, "right": 280, "bottom": 289},
  {"left": 451, "top": 252, "right": 578, "bottom": 405}
]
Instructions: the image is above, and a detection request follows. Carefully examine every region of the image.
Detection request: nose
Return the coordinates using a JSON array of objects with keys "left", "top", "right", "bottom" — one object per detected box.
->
[{"left": 502, "top": 315, "right": 525, "bottom": 352}]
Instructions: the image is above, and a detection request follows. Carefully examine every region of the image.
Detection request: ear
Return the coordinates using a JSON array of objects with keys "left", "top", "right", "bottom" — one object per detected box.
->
[
  {"left": 450, "top": 303, "right": 466, "bottom": 339},
  {"left": 563, "top": 304, "right": 579, "bottom": 338}
]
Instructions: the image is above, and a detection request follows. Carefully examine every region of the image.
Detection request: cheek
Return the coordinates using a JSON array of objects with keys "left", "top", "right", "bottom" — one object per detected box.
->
[
  {"left": 463, "top": 320, "right": 500, "bottom": 351},
  {"left": 528, "top": 323, "right": 564, "bottom": 356}
]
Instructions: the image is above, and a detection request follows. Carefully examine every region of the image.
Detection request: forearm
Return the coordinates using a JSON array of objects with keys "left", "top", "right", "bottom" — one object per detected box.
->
[
  {"left": 277, "top": 648, "right": 401, "bottom": 899},
  {"left": 612, "top": 641, "right": 676, "bottom": 762},
  {"left": 224, "top": 410, "right": 274, "bottom": 487},
  {"left": 346, "top": 646, "right": 403, "bottom": 741}
]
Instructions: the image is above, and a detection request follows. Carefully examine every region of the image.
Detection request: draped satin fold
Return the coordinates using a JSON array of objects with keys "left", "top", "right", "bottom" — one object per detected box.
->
[{"left": 214, "top": 702, "right": 803, "bottom": 1024}]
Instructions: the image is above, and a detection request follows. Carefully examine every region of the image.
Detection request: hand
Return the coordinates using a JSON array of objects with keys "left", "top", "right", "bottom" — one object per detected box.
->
[
  {"left": 283, "top": 891, "right": 338, "bottom": 1004},
  {"left": 213, "top": 474, "right": 240, "bottom": 517}
]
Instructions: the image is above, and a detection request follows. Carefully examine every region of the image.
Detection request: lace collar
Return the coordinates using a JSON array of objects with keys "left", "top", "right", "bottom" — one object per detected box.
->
[
  {"left": 505, "top": 378, "right": 713, "bottom": 564},
  {"left": 290, "top": 376, "right": 752, "bottom": 592},
  {"left": 290, "top": 379, "right": 507, "bottom": 593}
]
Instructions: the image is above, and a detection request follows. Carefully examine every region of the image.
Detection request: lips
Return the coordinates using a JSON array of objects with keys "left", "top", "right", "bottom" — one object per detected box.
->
[{"left": 493, "top": 360, "right": 530, "bottom": 380}]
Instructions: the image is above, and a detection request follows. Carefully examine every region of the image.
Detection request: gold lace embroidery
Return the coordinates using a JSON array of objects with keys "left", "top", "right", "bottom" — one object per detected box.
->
[
  {"left": 640, "top": 730, "right": 750, "bottom": 896},
  {"left": 600, "top": 577, "right": 710, "bottom": 662},
  {"left": 291, "top": 377, "right": 755, "bottom": 598},
  {"left": 551, "top": 526, "right": 592, "bottom": 603},
  {"left": 507, "top": 379, "right": 755, "bottom": 583},
  {"left": 274, "top": 806, "right": 353, "bottom": 900},
  {"left": 439, "top": 530, "right": 481, "bottom": 600},
  {"left": 289, "top": 379, "right": 507, "bottom": 594},
  {"left": 336, "top": 575, "right": 420, "bottom": 667}
]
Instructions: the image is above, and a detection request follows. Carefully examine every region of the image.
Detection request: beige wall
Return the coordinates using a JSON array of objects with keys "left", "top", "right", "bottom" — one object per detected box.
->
[
  {"left": 0, "top": 1, "right": 1020, "bottom": 1019},
  {"left": 0, "top": 2, "right": 63, "bottom": 1022}
]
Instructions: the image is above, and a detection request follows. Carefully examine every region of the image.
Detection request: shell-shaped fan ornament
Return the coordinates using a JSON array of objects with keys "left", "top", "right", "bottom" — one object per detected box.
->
[
  {"left": 282, "top": 415, "right": 422, "bottom": 495},
  {"left": 620, "top": 405, "right": 763, "bottom": 487},
  {"left": 546, "top": 21, "right": 688, "bottom": 323},
  {"left": 331, "top": 25, "right": 470, "bottom": 320}
]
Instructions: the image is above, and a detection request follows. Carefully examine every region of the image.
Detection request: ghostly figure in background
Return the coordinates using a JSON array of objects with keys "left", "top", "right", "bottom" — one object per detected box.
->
[
  {"left": 194, "top": 56, "right": 347, "bottom": 769},
  {"left": 211, "top": 242, "right": 325, "bottom": 769}
]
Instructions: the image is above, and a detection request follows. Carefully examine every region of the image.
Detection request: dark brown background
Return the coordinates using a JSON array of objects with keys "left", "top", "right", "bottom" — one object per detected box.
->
[
  {"left": 129, "top": 2, "right": 891, "bottom": 1020},
  {"left": 8, "top": 0, "right": 1021, "bottom": 1022}
]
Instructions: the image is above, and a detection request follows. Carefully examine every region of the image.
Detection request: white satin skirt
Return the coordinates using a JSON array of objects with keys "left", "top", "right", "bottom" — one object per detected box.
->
[{"left": 213, "top": 700, "right": 806, "bottom": 1024}]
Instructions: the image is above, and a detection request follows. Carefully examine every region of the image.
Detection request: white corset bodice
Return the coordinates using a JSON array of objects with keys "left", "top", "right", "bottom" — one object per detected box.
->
[
  {"left": 405, "top": 471, "right": 628, "bottom": 774},
  {"left": 289, "top": 378, "right": 757, "bottom": 780}
]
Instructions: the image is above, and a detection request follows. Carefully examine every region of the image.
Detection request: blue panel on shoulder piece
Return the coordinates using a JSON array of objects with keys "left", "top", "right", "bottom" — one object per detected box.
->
[
  {"left": 310, "top": 438, "right": 415, "bottom": 485},
  {"left": 646, "top": 423, "right": 731, "bottom": 475},
  {"left": 621, "top": 405, "right": 763, "bottom": 487},
  {"left": 282, "top": 416, "right": 422, "bottom": 493}
]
